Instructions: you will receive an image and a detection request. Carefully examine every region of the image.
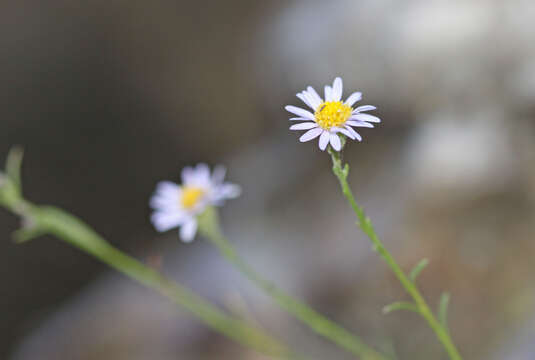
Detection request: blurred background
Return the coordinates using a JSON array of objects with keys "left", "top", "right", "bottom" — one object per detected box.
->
[{"left": 1, "top": 0, "right": 535, "bottom": 359}]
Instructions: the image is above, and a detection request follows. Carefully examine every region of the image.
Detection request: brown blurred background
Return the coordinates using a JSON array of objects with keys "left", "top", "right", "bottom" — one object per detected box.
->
[{"left": 1, "top": 1, "right": 535, "bottom": 359}]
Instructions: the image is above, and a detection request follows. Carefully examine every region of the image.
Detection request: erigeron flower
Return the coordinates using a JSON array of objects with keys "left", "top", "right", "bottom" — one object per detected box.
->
[
  {"left": 285, "top": 77, "right": 380, "bottom": 151},
  {"left": 150, "top": 164, "right": 241, "bottom": 242}
]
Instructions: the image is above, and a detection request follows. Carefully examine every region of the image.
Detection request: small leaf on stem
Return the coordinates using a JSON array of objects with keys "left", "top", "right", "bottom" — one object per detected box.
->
[
  {"left": 409, "top": 258, "right": 429, "bottom": 283},
  {"left": 438, "top": 292, "right": 450, "bottom": 332},
  {"left": 382, "top": 301, "right": 419, "bottom": 314},
  {"left": 5, "top": 146, "right": 24, "bottom": 194}
]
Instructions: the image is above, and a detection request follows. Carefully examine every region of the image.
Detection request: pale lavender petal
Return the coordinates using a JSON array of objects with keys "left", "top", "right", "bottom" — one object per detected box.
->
[
  {"left": 324, "top": 86, "right": 333, "bottom": 102},
  {"left": 302, "top": 91, "right": 320, "bottom": 111},
  {"left": 299, "top": 127, "right": 323, "bottom": 142},
  {"left": 285, "top": 105, "right": 315, "bottom": 120},
  {"left": 289, "top": 117, "right": 309, "bottom": 121},
  {"left": 350, "top": 113, "right": 381, "bottom": 123},
  {"left": 344, "top": 92, "right": 362, "bottom": 106},
  {"left": 319, "top": 131, "right": 330, "bottom": 150},
  {"left": 150, "top": 194, "right": 179, "bottom": 210},
  {"left": 337, "top": 127, "right": 356, "bottom": 139},
  {"left": 289, "top": 122, "right": 318, "bottom": 130},
  {"left": 354, "top": 105, "right": 376, "bottom": 113},
  {"left": 220, "top": 183, "right": 241, "bottom": 199},
  {"left": 151, "top": 211, "right": 188, "bottom": 232},
  {"left": 346, "top": 120, "right": 374, "bottom": 128},
  {"left": 329, "top": 133, "right": 342, "bottom": 151},
  {"left": 212, "top": 165, "right": 226, "bottom": 185},
  {"left": 345, "top": 126, "right": 362, "bottom": 141},
  {"left": 332, "top": 77, "right": 343, "bottom": 102},
  {"left": 180, "top": 219, "right": 198, "bottom": 243},
  {"left": 296, "top": 92, "right": 313, "bottom": 110},
  {"left": 151, "top": 182, "right": 181, "bottom": 210},
  {"left": 155, "top": 181, "right": 180, "bottom": 195},
  {"left": 306, "top": 86, "right": 323, "bottom": 108},
  {"left": 181, "top": 167, "right": 195, "bottom": 184},
  {"left": 190, "top": 163, "right": 211, "bottom": 187}
]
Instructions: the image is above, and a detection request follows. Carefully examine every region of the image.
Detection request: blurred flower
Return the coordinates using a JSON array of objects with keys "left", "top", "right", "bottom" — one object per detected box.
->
[
  {"left": 150, "top": 164, "right": 241, "bottom": 242},
  {"left": 285, "top": 77, "right": 380, "bottom": 151}
]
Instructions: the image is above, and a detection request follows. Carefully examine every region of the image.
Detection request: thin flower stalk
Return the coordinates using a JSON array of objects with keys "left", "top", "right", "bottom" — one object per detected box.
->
[
  {"left": 198, "top": 207, "right": 388, "bottom": 360},
  {"left": 0, "top": 155, "right": 299, "bottom": 360},
  {"left": 328, "top": 145, "right": 462, "bottom": 360}
]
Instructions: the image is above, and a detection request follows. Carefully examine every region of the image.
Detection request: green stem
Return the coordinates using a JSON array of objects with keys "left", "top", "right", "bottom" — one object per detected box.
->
[
  {"left": 0, "top": 185, "right": 299, "bottom": 359},
  {"left": 328, "top": 147, "right": 462, "bottom": 360},
  {"left": 198, "top": 207, "right": 388, "bottom": 360}
]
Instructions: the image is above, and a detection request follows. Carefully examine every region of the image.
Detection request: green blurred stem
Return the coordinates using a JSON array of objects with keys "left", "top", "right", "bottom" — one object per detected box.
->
[
  {"left": 328, "top": 146, "right": 462, "bottom": 360},
  {"left": 0, "top": 180, "right": 297, "bottom": 359},
  {"left": 198, "top": 207, "right": 388, "bottom": 360}
]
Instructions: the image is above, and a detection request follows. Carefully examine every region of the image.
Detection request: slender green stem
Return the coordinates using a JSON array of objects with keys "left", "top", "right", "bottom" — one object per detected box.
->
[
  {"left": 0, "top": 181, "right": 299, "bottom": 359},
  {"left": 198, "top": 207, "right": 388, "bottom": 360},
  {"left": 328, "top": 146, "right": 462, "bottom": 360}
]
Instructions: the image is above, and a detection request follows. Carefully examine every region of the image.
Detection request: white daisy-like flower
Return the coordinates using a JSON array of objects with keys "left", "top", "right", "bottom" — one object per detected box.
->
[
  {"left": 285, "top": 77, "right": 380, "bottom": 151},
  {"left": 150, "top": 164, "right": 241, "bottom": 242}
]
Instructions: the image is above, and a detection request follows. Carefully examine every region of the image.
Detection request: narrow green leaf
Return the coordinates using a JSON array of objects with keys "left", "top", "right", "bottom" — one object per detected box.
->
[
  {"left": 382, "top": 301, "right": 419, "bottom": 315},
  {"left": 438, "top": 292, "right": 450, "bottom": 332},
  {"left": 409, "top": 258, "right": 429, "bottom": 283},
  {"left": 5, "top": 146, "right": 24, "bottom": 193}
]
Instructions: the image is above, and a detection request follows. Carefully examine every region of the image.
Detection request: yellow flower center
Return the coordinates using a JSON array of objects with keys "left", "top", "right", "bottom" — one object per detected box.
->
[
  {"left": 314, "top": 101, "right": 352, "bottom": 130},
  {"left": 181, "top": 187, "right": 204, "bottom": 209}
]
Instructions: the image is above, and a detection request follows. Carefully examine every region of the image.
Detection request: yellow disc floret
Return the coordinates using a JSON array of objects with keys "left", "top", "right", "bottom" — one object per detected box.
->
[
  {"left": 181, "top": 187, "right": 204, "bottom": 209},
  {"left": 314, "top": 101, "right": 352, "bottom": 130}
]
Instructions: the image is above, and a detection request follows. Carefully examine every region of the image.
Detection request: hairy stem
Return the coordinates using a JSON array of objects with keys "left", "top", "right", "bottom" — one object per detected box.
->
[
  {"left": 198, "top": 207, "right": 388, "bottom": 360},
  {"left": 328, "top": 146, "right": 462, "bottom": 360}
]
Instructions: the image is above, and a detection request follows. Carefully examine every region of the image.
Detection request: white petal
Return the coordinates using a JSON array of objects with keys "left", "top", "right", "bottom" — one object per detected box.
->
[
  {"left": 354, "top": 105, "right": 376, "bottom": 113},
  {"left": 182, "top": 164, "right": 210, "bottom": 186},
  {"left": 183, "top": 163, "right": 211, "bottom": 188},
  {"left": 211, "top": 165, "right": 226, "bottom": 185},
  {"left": 345, "top": 126, "right": 362, "bottom": 141},
  {"left": 285, "top": 106, "right": 315, "bottom": 120},
  {"left": 196, "top": 163, "right": 210, "bottom": 179},
  {"left": 306, "top": 86, "right": 323, "bottom": 108},
  {"left": 350, "top": 113, "right": 381, "bottom": 123},
  {"left": 302, "top": 91, "right": 319, "bottom": 111},
  {"left": 324, "top": 86, "right": 333, "bottom": 102},
  {"left": 151, "top": 211, "right": 188, "bottom": 232},
  {"left": 155, "top": 181, "right": 180, "bottom": 196},
  {"left": 220, "top": 183, "right": 241, "bottom": 199},
  {"left": 150, "top": 194, "right": 179, "bottom": 210},
  {"left": 296, "top": 92, "right": 313, "bottom": 110},
  {"left": 150, "top": 182, "right": 180, "bottom": 209},
  {"left": 329, "top": 133, "right": 342, "bottom": 151},
  {"left": 181, "top": 167, "right": 195, "bottom": 184},
  {"left": 299, "top": 127, "right": 323, "bottom": 142},
  {"left": 344, "top": 92, "right": 362, "bottom": 106},
  {"left": 332, "top": 77, "right": 343, "bottom": 102},
  {"left": 289, "top": 122, "right": 318, "bottom": 130},
  {"left": 289, "top": 117, "right": 309, "bottom": 121},
  {"left": 180, "top": 219, "right": 198, "bottom": 242},
  {"left": 346, "top": 120, "right": 374, "bottom": 128},
  {"left": 337, "top": 127, "right": 356, "bottom": 139},
  {"left": 319, "top": 131, "right": 330, "bottom": 151}
]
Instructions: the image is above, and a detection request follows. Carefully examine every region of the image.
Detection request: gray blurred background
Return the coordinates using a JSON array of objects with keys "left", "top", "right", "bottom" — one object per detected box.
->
[{"left": 1, "top": 0, "right": 535, "bottom": 359}]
